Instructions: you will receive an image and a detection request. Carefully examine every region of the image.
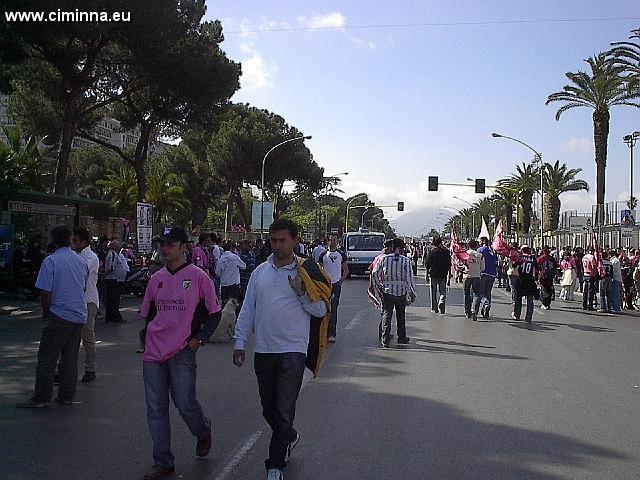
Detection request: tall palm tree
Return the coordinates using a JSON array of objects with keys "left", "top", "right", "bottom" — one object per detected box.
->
[
  {"left": 96, "top": 167, "right": 137, "bottom": 216},
  {"left": 145, "top": 170, "right": 190, "bottom": 224},
  {"left": 499, "top": 163, "right": 540, "bottom": 234},
  {"left": 546, "top": 53, "right": 640, "bottom": 224},
  {"left": 493, "top": 187, "right": 517, "bottom": 235},
  {"left": 0, "top": 125, "right": 52, "bottom": 190},
  {"left": 542, "top": 161, "right": 589, "bottom": 231},
  {"left": 609, "top": 28, "right": 640, "bottom": 92}
]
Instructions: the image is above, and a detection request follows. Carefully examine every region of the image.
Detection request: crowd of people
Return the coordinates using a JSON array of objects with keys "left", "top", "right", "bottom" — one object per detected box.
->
[{"left": 13, "top": 219, "right": 640, "bottom": 480}]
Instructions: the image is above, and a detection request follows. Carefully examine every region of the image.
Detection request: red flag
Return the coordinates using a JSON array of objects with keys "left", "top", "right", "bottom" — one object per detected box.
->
[
  {"left": 450, "top": 226, "right": 470, "bottom": 262},
  {"left": 492, "top": 219, "right": 523, "bottom": 263},
  {"left": 592, "top": 232, "right": 605, "bottom": 277}
]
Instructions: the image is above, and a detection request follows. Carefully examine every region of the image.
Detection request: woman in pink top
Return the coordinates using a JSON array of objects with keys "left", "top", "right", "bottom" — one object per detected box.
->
[{"left": 560, "top": 251, "right": 577, "bottom": 301}]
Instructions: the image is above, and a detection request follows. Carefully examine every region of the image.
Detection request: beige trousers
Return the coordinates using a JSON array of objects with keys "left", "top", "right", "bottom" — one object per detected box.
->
[{"left": 82, "top": 302, "right": 98, "bottom": 372}]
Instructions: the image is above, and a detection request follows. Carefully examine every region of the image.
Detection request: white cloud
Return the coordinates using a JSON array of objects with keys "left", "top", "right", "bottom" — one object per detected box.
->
[
  {"left": 561, "top": 138, "right": 593, "bottom": 155},
  {"left": 241, "top": 54, "right": 274, "bottom": 91},
  {"left": 306, "top": 12, "right": 346, "bottom": 29},
  {"left": 236, "top": 18, "right": 276, "bottom": 93}
]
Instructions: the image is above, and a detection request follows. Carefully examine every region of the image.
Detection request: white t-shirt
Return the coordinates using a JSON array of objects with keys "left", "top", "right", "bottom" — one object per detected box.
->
[{"left": 321, "top": 249, "right": 347, "bottom": 283}]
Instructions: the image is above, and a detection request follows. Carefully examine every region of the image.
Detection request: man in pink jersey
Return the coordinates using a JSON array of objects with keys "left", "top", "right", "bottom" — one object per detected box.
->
[{"left": 140, "top": 226, "right": 222, "bottom": 480}]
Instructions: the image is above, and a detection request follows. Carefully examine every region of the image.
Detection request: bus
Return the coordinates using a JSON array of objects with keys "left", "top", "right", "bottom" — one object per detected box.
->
[{"left": 342, "top": 229, "right": 386, "bottom": 276}]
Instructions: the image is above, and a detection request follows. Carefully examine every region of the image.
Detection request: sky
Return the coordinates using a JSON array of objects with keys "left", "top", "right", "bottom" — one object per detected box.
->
[{"left": 205, "top": 0, "right": 640, "bottom": 235}]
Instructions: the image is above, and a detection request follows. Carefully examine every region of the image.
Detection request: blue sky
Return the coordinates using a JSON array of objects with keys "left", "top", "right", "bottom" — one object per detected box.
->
[{"left": 206, "top": 1, "right": 639, "bottom": 235}]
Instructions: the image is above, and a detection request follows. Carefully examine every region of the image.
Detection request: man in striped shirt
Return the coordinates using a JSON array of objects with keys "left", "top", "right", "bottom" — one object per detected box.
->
[{"left": 372, "top": 238, "right": 416, "bottom": 348}]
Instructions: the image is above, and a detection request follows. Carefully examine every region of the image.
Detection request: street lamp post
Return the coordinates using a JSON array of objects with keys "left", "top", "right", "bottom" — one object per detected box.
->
[
  {"left": 453, "top": 196, "right": 476, "bottom": 239},
  {"left": 623, "top": 132, "right": 640, "bottom": 211},
  {"left": 492, "top": 132, "right": 544, "bottom": 246},
  {"left": 361, "top": 206, "right": 375, "bottom": 227},
  {"left": 345, "top": 193, "right": 368, "bottom": 232},
  {"left": 371, "top": 212, "right": 383, "bottom": 229},
  {"left": 260, "top": 135, "right": 312, "bottom": 239}
]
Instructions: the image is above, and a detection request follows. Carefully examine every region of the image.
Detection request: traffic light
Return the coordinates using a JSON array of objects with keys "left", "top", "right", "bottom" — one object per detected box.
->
[
  {"left": 428, "top": 176, "right": 438, "bottom": 191},
  {"left": 397, "top": 202, "right": 404, "bottom": 211},
  {"left": 475, "top": 178, "right": 486, "bottom": 194}
]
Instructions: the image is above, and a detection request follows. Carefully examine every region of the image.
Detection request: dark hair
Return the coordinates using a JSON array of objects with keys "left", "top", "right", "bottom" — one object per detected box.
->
[
  {"left": 73, "top": 227, "right": 91, "bottom": 245},
  {"left": 384, "top": 239, "right": 394, "bottom": 249},
  {"left": 269, "top": 219, "right": 299, "bottom": 238},
  {"left": 222, "top": 241, "right": 233, "bottom": 251},
  {"left": 50, "top": 225, "right": 72, "bottom": 248},
  {"left": 392, "top": 237, "right": 405, "bottom": 250},
  {"left": 198, "top": 233, "right": 210, "bottom": 244},
  {"left": 468, "top": 240, "right": 479, "bottom": 249},
  {"left": 432, "top": 236, "right": 442, "bottom": 247}
]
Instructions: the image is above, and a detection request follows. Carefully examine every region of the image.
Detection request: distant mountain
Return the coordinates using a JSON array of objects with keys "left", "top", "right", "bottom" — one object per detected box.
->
[{"left": 391, "top": 207, "right": 443, "bottom": 237}]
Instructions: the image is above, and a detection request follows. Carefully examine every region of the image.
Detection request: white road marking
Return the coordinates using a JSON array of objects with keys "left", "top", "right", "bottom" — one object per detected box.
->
[
  {"left": 211, "top": 431, "right": 263, "bottom": 480},
  {"left": 345, "top": 310, "right": 366, "bottom": 330}
]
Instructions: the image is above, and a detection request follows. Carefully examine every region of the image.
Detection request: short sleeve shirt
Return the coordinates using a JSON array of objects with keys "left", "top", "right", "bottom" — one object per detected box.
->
[
  {"left": 141, "top": 263, "right": 221, "bottom": 362},
  {"left": 35, "top": 247, "right": 88, "bottom": 323},
  {"left": 321, "top": 249, "right": 347, "bottom": 283}
]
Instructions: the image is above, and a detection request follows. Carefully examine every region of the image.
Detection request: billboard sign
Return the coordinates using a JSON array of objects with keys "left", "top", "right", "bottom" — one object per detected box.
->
[{"left": 136, "top": 202, "right": 153, "bottom": 253}]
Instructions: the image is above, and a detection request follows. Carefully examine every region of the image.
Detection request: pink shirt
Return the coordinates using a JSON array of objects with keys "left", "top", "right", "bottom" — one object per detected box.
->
[
  {"left": 561, "top": 258, "right": 576, "bottom": 270},
  {"left": 582, "top": 253, "right": 597, "bottom": 276},
  {"left": 141, "top": 263, "right": 220, "bottom": 362},
  {"left": 192, "top": 245, "right": 209, "bottom": 271}
]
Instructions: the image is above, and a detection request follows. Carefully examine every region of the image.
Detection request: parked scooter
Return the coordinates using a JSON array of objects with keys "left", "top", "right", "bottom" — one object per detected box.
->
[{"left": 123, "top": 265, "right": 150, "bottom": 297}]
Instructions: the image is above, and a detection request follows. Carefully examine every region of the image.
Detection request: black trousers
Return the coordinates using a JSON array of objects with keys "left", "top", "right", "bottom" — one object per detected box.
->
[
  {"left": 583, "top": 276, "right": 597, "bottom": 309},
  {"left": 34, "top": 312, "right": 83, "bottom": 402},
  {"left": 254, "top": 352, "right": 306, "bottom": 471},
  {"left": 104, "top": 279, "right": 123, "bottom": 322},
  {"left": 380, "top": 293, "right": 407, "bottom": 343}
]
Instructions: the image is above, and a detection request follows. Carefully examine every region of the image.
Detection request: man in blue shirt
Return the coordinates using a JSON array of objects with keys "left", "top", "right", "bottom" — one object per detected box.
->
[
  {"left": 477, "top": 237, "right": 498, "bottom": 319},
  {"left": 17, "top": 225, "right": 89, "bottom": 408}
]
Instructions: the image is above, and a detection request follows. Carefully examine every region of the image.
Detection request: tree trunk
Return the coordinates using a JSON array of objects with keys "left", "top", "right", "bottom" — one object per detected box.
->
[
  {"left": 224, "top": 188, "right": 233, "bottom": 234},
  {"left": 521, "top": 191, "right": 533, "bottom": 234},
  {"left": 504, "top": 203, "right": 513, "bottom": 235},
  {"left": 232, "top": 186, "right": 250, "bottom": 227},
  {"left": 593, "top": 108, "right": 610, "bottom": 226},
  {"left": 134, "top": 123, "right": 152, "bottom": 202},
  {"left": 543, "top": 194, "right": 561, "bottom": 232},
  {"left": 54, "top": 113, "right": 76, "bottom": 195}
]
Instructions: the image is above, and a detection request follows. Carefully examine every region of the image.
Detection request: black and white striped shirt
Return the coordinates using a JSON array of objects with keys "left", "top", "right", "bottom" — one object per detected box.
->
[{"left": 372, "top": 253, "right": 416, "bottom": 297}]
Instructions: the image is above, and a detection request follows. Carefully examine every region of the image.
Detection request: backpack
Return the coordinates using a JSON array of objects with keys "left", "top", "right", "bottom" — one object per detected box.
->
[{"left": 542, "top": 258, "right": 556, "bottom": 280}]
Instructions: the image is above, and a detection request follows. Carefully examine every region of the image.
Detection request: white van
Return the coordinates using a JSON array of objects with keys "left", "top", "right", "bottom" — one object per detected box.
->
[{"left": 343, "top": 229, "right": 386, "bottom": 276}]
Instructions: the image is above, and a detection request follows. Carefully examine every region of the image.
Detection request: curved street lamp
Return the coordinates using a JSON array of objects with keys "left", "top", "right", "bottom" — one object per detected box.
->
[
  {"left": 492, "top": 132, "right": 544, "bottom": 243},
  {"left": 370, "top": 212, "right": 384, "bottom": 229},
  {"left": 623, "top": 132, "right": 640, "bottom": 213},
  {"left": 260, "top": 135, "right": 312, "bottom": 238},
  {"left": 344, "top": 193, "right": 368, "bottom": 232}
]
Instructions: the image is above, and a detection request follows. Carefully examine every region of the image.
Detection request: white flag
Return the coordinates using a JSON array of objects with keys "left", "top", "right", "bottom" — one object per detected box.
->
[{"left": 477, "top": 217, "right": 490, "bottom": 241}]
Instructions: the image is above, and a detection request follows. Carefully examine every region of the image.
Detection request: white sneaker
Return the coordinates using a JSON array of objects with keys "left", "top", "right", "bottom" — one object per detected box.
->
[{"left": 267, "top": 468, "right": 284, "bottom": 480}]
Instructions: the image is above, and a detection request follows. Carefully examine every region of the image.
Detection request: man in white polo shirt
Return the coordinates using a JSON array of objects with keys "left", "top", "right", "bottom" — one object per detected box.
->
[
  {"left": 233, "top": 219, "right": 327, "bottom": 480},
  {"left": 215, "top": 241, "right": 246, "bottom": 305},
  {"left": 318, "top": 235, "right": 348, "bottom": 343}
]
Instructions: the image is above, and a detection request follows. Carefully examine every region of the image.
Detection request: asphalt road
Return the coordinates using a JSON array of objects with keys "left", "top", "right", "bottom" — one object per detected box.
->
[{"left": 1, "top": 268, "right": 639, "bottom": 480}]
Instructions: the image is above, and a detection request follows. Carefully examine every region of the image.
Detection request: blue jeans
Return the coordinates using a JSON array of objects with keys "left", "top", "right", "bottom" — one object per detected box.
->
[
  {"left": 328, "top": 282, "right": 342, "bottom": 337},
  {"left": 254, "top": 352, "right": 306, "bottom": 471},
  {"left": 143, "top": 347, "right": 211, "bottom": 468},
  {"left": 611, "top": 279, "right": 622, "bottom": 311},
  {"left": 583, "top": 276, "right": 596, "bottom": 309},
  {"left": 430, "top": 276, "right": 447, "bottom": 312},
  {"left": 479, "top": 275, "right": 496, "bottom": 311},
  {"left": 463, "top": 277, "right": 481, "bottom": 316},
  {"left": 599, "top": 277, "right": 612, "bottom": 311}
]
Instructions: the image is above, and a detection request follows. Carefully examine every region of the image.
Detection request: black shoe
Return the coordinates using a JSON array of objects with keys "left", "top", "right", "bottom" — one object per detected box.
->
[
  {"left": 439, "top": 304, "right": 445, "bottom": 314},
  {"left": 483, "top": 306, "right": 490, "bottom": 319},
  {"left": 472, "top": 313, "right": 478, "bottom": 321},
  {"left": 54, "top": 396, "right": 74, "bottom": 405},
  {"left": 431, "top": 308, "right": 439, "bottom": 314},
  {"left": 16, "top": 397, "right": 49, "bottom": 408},
  {"left": 196, "top": 430, "right": 212, "bottom": 457},
  {"left": 81, "top": 371, "right": 96, "bottom": 383},
  {"left": 380, "top": 341, "right": 390, "bottom": 348},
  {"left": 397, "top": 337, "right": 411, "bottom": 345}
]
